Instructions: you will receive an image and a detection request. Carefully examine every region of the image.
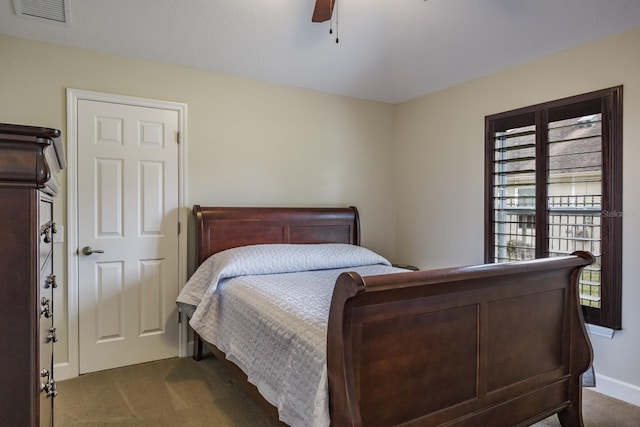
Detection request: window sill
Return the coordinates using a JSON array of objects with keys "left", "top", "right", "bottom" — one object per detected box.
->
[{"left": 586, "top": 323, "right": 616, "bottom": 339}]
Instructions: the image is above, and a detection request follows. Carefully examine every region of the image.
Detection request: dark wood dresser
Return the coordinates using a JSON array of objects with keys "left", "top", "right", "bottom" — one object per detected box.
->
[{"left": 0, "top": 123, "right": 66, "bottom": 426}]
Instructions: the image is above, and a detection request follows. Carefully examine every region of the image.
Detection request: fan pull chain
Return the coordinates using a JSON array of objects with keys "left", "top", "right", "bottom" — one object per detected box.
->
[
  {"left": 329, "top": 0, "right": 334, "bottom": 35},
  {"left": 335, "top": 0, "right": 339, "bottom": 43},
  {"left": 326, "top": 0, "right": 339, "bottom": 44}
]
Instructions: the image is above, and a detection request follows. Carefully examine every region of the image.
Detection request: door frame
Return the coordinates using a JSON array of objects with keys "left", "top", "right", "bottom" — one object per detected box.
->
[{"left": 60, "top": 88, "right": 188, "bottom": 380}]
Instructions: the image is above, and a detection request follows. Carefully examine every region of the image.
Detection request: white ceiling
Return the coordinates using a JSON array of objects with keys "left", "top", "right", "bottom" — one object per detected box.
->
[{"left": 1, "top": 0, "right": 640, "bottom": 104}]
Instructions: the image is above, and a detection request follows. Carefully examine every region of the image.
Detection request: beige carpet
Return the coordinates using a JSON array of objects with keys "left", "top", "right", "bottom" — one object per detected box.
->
[
  {"left": 55, "top": 356, "right": 640, "bottom": 426},
  {"left": 55, "top": 356, "right": 272, "bottom": 426}
]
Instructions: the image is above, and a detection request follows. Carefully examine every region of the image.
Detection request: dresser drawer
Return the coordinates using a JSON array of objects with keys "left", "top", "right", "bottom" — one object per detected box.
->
[
  {"left": 39, "top": 198, "right": 53, "bottom": 272},
  {"left": 39, "top": 353, "right": 54, "bottom": 427},
  {"left": 39, "top": 254, "right": 54, "bottom": 368}
]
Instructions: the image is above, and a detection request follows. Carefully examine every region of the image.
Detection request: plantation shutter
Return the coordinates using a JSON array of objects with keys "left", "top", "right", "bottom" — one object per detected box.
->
[{"left": 485, "top": 87, "right": 622, "bottom": 329}]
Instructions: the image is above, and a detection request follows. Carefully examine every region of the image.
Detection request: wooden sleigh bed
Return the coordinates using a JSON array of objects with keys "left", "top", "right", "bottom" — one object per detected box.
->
[{"left": 185, "top": 205, "right": 594, "bottom": 427}]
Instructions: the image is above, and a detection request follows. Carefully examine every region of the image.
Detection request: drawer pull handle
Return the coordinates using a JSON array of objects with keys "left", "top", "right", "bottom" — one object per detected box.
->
[
  {"left": 40, "top": 221, "right": 56, "bottom": 244},
  {"left": 40, "top": 380, "right": 57, "bottom": 398},
  {"left": 82, "top": 246, "right": 104, "bottom": 256},
  {"left": 40, "top": 370, "right": 58, "bottom": 398},
  {"left": 40, "top": 297, "right": 52, "bottom": 318},
  {"left": 46, "top": 327, "right": 58, "bottom": 343},
  {"left": 44, "top": 274, "right": 57, "bottom": 289}
]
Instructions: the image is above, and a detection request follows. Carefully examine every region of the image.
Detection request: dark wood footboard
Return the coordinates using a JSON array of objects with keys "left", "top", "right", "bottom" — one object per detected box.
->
[{"left": 327, "top": 251, "right": 594, "bottom": 427}]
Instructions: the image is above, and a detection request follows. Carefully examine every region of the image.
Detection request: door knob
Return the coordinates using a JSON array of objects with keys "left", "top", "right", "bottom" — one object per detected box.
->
[{"left": 82, "top": 246, "right": 105, "bottom": 255}]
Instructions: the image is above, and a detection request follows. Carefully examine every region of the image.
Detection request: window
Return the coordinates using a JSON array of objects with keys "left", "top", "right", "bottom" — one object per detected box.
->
[
  {"left": 485, "top": 87, "right": 622, "bottom": 329},
  {"left": 516, "top": 187, "right": 536, "bottom": 232}
]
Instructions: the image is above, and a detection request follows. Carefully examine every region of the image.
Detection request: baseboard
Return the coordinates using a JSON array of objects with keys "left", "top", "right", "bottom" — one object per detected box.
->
[
  {"left": 54, "top": 361, "right": 76, "bottom": 381},
  {"left": 593, "top": 373, "right": 640, "bottom": 407}
]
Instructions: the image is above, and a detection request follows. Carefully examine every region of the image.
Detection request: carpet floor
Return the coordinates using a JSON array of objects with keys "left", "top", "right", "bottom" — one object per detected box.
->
[{"left": 55, "top": 356, "right": 640, "bottom": 426}]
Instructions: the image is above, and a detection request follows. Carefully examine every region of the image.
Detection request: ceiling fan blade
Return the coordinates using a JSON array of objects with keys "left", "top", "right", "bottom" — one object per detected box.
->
[{"left": 312, "top": 0, "right": 335, "bottom": 23}]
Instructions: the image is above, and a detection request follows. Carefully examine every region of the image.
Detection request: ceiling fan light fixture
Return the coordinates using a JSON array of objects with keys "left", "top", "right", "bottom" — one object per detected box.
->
[{"left": 312, "top": 0, "right": 339, "bottom": 43}]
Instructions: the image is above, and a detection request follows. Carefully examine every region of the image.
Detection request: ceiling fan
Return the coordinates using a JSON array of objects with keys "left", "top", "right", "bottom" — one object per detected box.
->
[{"left": 312, "top": 0, "right": 335, "bottom": 22}]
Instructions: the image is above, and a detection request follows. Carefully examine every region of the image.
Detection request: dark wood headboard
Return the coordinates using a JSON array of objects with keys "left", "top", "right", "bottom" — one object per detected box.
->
[{"left": 192, "top": 205, "right": 361, "bottom": 266}]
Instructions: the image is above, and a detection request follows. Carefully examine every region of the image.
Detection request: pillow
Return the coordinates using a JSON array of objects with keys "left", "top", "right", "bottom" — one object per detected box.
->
[{"left": 176, "top": 244, "right": 390, "bottom": 306}]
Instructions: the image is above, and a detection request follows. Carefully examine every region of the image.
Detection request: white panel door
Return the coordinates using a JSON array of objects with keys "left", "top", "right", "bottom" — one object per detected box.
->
[{"left": 77, "top": 99, "right": 180, "bottom": 373}]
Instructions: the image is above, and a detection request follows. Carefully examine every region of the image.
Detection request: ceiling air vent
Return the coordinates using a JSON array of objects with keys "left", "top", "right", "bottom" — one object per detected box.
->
[{"left": 13, "top": 0, "right": 69, "bottom": 24}]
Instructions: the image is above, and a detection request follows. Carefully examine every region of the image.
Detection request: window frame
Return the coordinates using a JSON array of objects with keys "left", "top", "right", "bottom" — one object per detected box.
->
[{"left": 484, "top": 86, "right": 623, "bottom": 329}]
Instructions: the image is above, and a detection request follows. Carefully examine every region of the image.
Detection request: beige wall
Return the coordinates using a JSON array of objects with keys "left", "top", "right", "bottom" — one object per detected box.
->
[
  {"left": 0, "top": 34, "right": 397, "bottom": 371},
  {"left": 394, "top": 28, "right": 640, "bottom": 402}
]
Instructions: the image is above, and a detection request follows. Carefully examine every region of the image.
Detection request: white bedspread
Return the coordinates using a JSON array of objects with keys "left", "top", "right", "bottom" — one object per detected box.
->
[{"left": 177, "top": 244, "right": 406, "bottom": 427}]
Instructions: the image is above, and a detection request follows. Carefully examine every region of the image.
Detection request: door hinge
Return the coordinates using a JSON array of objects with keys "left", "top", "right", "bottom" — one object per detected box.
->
[
  {"left": 178, "top": 310, "right": 182, "bottom": 323},
  {"left": 177, "top": 222, "right": 181, "bottom": 235},
  {"left": 176, "top": 131, "right": 180, "bottom": 144}
]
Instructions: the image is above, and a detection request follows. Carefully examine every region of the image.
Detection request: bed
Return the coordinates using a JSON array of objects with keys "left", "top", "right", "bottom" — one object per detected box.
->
[{"left": 178, "top": 205, "right": 594, "bottom": 427}]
